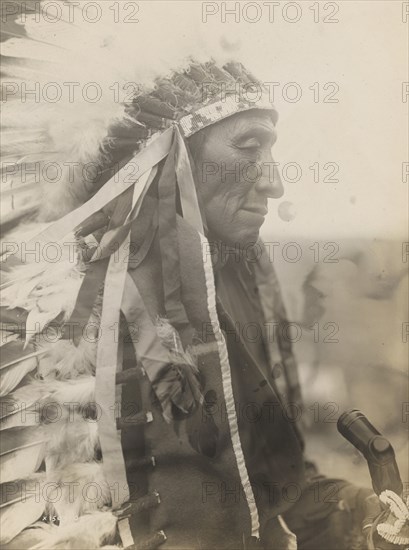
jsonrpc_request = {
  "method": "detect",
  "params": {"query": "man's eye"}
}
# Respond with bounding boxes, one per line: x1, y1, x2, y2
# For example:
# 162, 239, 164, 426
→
236, 138, 261, 150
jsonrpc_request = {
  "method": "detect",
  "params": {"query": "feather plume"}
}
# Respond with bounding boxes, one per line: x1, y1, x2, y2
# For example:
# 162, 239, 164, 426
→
0, 382, 51, 429
0, 426, 45, 483
0, 473, 114, 547
0, 0, 234, 223
0, 499, 45, 545
0, 376, 95, 430
24, 308, 61, 347
0, 474, 46, 545
0, 332, 19, 347
1, 251, 84, 318
0, 354, 38, 396
29, 511, 118, 550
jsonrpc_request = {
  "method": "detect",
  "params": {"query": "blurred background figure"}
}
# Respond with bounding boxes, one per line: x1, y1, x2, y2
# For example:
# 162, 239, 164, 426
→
269, 236, 408, 485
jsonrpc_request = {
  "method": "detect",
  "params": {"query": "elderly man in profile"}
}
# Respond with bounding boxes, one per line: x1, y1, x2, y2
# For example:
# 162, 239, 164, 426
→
1, 53, 407, 550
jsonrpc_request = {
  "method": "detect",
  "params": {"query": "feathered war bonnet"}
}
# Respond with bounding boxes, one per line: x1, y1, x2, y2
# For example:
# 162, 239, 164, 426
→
0, 2, 277, 547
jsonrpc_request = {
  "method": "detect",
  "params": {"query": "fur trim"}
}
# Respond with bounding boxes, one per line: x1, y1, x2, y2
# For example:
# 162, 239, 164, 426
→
45, 462, 111, 524
45, 414, 99, 470
38, 338, 97, 380
29, 511, 117, 549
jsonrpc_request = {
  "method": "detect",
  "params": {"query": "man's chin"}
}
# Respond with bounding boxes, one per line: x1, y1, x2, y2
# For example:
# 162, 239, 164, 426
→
220, 228, 261, 249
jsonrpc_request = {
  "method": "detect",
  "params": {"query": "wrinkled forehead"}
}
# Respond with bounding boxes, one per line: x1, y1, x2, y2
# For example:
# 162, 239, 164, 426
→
222, 108, 277, 129
186, 109, 277, 159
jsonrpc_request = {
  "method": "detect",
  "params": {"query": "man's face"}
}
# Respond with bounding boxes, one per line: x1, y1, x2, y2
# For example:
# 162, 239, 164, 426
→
189, 110, 283, 247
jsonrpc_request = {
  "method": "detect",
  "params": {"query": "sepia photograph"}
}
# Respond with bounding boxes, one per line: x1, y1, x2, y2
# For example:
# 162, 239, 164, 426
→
0, 1, 408, 549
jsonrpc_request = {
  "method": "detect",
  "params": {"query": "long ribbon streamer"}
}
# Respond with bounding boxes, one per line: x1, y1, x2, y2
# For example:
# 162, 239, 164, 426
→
94, 157, 161, 510
95, 233, 131, 510
174, 126, 204, 234
90, 166, 158, 262
157, 132, 189, 330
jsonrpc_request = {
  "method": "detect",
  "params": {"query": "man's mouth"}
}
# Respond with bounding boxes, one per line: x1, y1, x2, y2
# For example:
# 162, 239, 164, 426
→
242, 204, 268, 216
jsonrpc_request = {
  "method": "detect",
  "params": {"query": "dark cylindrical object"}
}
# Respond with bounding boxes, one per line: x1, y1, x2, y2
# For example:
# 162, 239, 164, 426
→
128, 530, 166, 550
116, 411, 153, 430
116, 366, 145, 385
119, 492, 160, 517
125, 455, 156, 470
337, 409, 403, 496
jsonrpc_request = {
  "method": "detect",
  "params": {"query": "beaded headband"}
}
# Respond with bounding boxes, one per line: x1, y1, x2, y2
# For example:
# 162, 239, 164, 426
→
178, 91, 277, 137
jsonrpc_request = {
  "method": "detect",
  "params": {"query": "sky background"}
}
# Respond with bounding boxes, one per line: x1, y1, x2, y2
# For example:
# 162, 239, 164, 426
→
157, 0, 408, 240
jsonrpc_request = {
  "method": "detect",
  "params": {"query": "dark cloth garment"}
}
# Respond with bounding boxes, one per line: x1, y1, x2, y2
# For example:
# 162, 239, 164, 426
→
216, 258, 357, 550
120, 235, 358, 549
282, 475, 357, 550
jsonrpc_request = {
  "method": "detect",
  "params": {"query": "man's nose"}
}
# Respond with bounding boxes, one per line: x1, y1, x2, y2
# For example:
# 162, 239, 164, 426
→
254, 154, 284, 199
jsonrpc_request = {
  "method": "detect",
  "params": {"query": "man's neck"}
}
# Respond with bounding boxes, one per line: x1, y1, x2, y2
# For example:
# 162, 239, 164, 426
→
207, 238, 260, 273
